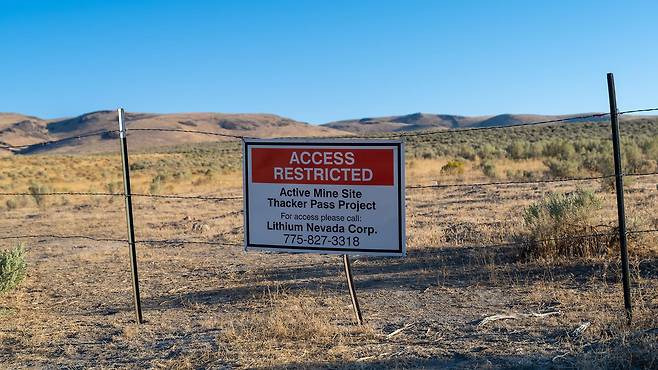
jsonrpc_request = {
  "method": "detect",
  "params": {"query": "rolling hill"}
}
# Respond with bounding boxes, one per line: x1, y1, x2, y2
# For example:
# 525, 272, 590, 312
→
320, 112, 619, 133
0, 111, 348, 155
2, 110, 655, 155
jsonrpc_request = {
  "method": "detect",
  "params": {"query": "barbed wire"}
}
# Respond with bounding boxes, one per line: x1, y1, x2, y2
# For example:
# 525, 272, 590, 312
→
407, 174, 615, 190
627, 228, 658, 236
132, 193, 243, 201
618, 107, 658, 115
407, 171, 658, 190
0, 191, 122, 197
0, 191, 243, 201
2, 171, 656, 199
127, 127, 246, 139
0, 234, 126, 243
393, 107, 658, 138
3, 228, 656, 249
121, 108, 658, 140
391, 112, 612, 138
136, 239, 243, 247
0, 130, 118, 150
110, 109, 653, 141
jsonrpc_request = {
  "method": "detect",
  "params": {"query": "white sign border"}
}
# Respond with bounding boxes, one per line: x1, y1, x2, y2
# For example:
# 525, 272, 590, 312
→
242, 138, 406, 257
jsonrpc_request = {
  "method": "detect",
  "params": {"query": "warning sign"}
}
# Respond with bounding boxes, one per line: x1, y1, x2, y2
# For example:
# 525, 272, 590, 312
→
243, 139, 405, 256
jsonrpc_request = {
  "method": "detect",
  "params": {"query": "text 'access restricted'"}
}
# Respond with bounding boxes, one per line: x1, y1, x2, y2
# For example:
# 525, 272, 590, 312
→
243, 139, 405, 256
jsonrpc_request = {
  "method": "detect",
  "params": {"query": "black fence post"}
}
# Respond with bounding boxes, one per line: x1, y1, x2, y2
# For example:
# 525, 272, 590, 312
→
117, 108, 144, 324
606, 73, 632, 322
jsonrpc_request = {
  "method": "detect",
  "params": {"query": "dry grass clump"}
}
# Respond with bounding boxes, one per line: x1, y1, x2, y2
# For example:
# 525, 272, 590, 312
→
573, 304, 658, 369
217, 290, 377, 366
0, 244, 27, 294
517, 189, 616, 260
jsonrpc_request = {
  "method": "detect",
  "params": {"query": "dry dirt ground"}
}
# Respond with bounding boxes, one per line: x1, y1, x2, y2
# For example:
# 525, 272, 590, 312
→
1, 169, 657, 369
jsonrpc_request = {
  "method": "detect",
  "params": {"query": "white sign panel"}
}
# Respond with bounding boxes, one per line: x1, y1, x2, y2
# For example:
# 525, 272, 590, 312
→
243, 139, 405, 256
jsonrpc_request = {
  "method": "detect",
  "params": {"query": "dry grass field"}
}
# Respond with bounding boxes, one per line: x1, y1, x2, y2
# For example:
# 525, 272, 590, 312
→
1, 131, 658, 368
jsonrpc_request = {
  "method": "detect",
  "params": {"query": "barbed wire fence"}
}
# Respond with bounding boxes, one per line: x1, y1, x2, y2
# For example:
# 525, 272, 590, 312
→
1, 80, 658, 323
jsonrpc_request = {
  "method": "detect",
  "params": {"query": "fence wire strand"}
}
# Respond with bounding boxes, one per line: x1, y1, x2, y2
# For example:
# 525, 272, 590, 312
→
0, 130, 118, 150
0, 234, 126, 243
3, 228, 656, 249
2, 171, 657, 198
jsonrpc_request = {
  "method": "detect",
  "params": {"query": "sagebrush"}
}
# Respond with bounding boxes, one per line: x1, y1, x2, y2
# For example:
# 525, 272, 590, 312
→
0, 244, 27, 294
518, 189, 615, 259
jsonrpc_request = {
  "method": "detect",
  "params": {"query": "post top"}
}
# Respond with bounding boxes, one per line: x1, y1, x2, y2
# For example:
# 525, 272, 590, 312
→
117, 108, 126, 136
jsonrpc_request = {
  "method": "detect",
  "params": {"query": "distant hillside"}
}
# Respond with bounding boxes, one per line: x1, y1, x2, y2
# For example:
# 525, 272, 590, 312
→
0, 113, 51, 149
0, 111, 348, 154
321, 112, 620, 133
2, 110, 656, 155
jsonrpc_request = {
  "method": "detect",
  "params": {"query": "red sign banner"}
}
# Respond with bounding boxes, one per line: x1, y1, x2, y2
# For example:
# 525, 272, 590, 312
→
250, 148, 394, 186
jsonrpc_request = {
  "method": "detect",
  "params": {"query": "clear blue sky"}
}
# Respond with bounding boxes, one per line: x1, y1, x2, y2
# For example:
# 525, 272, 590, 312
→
1, 0, 657, 123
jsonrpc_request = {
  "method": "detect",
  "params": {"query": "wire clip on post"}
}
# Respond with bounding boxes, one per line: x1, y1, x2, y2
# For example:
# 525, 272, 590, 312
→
118, 108, 144, 324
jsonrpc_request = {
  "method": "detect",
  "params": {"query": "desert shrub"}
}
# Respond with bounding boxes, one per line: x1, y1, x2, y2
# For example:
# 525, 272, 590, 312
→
507, 140, 529, 160
129, 161, 149, 171
505, 169, 538, 181
581, 150, 611, 174
105, 181, 123, 203
171, 170, 191, 181
543, 140, 576, 160
149, 174, 164, 194
584, 151, 637, 192
640, 136, 658, 160
623, 142, 654, 173
0, 244, 27, 294
420, 150, 434, 159
28, 182, 49, 208
441, 160, 465, 175
477, 144, 501, 160
5, 198, 17, 210
100, 130, 120, 139
527, 142, 544, 158
544, 158, 580, 178
457, 145, 477, 160
518, 189, 614, 259
480, 160, 497, 178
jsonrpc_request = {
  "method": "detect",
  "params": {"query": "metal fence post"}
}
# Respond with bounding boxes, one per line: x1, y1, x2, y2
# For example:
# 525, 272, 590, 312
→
117, 108, 144, 324
606, 73, 632, 322
343, 255, 363, 325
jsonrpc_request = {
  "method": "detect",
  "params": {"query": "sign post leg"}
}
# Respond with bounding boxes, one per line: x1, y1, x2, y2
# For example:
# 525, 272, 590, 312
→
343, 255, 363, 325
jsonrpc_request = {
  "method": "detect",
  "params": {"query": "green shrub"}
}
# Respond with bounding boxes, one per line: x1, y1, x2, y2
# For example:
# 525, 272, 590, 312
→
507, 140, 529, 160
441, 160, 465, 175
518, 189, 614, 259
542, 140, 576, 160
5, 198, 17, 210
0, 244, 27, 294
420, 150, 434, 159
640, 136, 658, 160
28, 182, 49, 208
480, 160, 497, 178
544, 158, 580, 178
478, 144, 501, 160
457, 145, 477, 160
129, 161, 149, 171
623, 142, 654, 173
